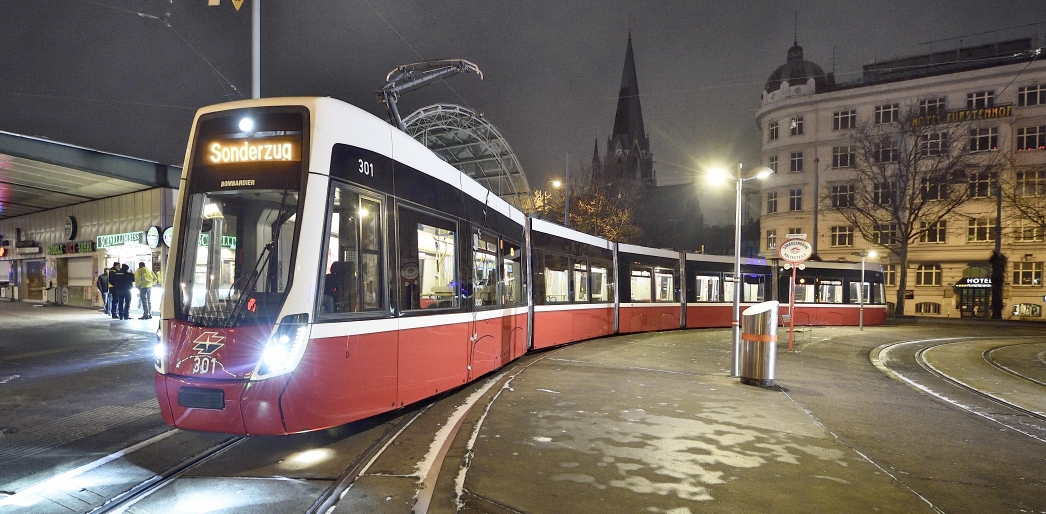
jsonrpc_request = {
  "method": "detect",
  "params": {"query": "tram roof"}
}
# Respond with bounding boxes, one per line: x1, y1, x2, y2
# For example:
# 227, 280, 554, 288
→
0, 130, 180, 221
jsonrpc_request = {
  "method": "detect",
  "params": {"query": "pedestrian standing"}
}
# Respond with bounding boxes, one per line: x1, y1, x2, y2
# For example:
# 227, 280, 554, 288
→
96, 270, 110, 314
134, 261, 157, 319
107, 262, 121, 320
113, 263, 135, 320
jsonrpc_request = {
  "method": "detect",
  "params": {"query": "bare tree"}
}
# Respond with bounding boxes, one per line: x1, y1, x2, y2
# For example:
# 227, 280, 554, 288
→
533, 163, 643, 243
823, 102, 1003, 315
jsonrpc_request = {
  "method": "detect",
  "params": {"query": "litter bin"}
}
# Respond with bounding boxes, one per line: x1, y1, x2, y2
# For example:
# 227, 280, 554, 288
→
740, 300, 779, 388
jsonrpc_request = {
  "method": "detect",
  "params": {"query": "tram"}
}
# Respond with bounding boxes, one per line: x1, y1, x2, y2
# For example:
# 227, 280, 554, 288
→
154, 97, 886, 435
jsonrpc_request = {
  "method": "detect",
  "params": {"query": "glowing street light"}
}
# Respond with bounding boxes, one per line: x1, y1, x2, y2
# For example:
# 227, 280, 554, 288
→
709, 162, 774, 377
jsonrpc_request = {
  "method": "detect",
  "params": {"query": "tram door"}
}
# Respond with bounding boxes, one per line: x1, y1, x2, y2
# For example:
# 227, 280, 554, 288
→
958, 288, 990, 318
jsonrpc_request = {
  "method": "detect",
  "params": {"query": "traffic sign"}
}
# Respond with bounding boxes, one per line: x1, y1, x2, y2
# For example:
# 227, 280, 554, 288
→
779, 238, 813, 264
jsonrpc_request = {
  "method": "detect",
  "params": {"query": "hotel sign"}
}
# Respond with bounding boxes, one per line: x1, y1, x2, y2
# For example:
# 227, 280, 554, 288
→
911, 104, 1012, 127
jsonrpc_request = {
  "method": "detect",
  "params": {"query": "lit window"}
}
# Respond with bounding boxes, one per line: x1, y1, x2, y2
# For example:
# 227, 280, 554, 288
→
1016, 126, 1046, 151
766, 229, 777, 250
915, 302, 941, 314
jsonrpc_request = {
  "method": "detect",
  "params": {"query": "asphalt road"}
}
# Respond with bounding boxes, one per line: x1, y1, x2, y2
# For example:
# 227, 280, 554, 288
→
1, 301, 1044, 513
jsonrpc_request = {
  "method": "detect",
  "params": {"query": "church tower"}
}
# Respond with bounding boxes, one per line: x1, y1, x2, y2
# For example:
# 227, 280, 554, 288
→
595, 32, 655, 192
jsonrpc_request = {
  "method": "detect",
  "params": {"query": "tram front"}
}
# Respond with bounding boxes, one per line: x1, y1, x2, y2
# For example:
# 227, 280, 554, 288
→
154, 104, 311, 435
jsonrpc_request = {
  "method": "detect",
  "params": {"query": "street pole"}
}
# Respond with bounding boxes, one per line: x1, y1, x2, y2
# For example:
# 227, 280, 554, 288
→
730, 163, 743, 378
564, 153, 570, 227
859, 254, 865, 331
252, 0, 260, 99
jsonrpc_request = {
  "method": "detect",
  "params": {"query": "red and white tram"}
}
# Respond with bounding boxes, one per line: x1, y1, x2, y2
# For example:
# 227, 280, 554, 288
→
154, 97, 885, 435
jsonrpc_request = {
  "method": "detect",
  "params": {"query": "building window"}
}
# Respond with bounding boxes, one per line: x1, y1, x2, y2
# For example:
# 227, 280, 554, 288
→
874, 138, 899, 163
788, 227, 803, 236
1016, 170, 1046, 196
915, 302, 942, 314
873, 224, 898, 246
919, 221, 946, 243
833, 110, 856, 130
1013, 262, 1043, 286
766, 229, 777, 250
832, 146, 855, 168
874, 104, 899, 124
921, 177, 946, 201
969, 127, 998, 152
967, 218, 996, 242
915, 264, 941, 286
768, 155, 778, 173
920, 132, 949, 156
874, 183, 894, 206
789, 189, 803, 211
968, 172, 994, 198
1015, 220, 1045, 242
790, 116, 804, 136
768, 120, 779, 141
1018, 85, 1046, 107
884, 265, 897, 286
766, 191, 778, 214
919, 97, 946, 117
830, 226, 854, 247
1016, 126, 1046, 151
966, 90, 995, 109
830, 184, 855, 207
790, 151, 803, 172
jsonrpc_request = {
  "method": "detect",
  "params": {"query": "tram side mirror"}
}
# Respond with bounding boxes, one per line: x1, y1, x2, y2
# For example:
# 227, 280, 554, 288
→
201, 220, 213, 233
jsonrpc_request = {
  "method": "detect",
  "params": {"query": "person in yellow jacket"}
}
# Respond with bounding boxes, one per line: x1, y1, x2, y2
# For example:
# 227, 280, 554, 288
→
134, 262, 157, 319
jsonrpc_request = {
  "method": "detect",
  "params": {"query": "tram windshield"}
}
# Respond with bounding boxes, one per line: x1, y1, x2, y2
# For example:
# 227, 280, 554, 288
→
175, 188, 299, 327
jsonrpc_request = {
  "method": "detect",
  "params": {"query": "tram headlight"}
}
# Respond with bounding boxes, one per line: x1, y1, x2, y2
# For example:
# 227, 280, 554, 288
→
253, 313, 311, 380
154, 322, 168, 374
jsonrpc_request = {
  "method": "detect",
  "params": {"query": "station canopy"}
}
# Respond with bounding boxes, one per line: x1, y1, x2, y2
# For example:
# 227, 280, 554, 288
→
0, 130, 180, 221
402, 104, 533, 213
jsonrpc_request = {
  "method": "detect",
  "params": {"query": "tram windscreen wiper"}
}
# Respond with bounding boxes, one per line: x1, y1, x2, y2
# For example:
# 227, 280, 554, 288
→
224, 241, 273, 328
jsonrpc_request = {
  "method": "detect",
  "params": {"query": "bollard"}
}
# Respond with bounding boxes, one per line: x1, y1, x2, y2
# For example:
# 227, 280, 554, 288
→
740, 300, 779, 388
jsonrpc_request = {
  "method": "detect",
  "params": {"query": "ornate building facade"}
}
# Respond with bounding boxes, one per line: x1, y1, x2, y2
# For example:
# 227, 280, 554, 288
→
756, 38, 1046, 319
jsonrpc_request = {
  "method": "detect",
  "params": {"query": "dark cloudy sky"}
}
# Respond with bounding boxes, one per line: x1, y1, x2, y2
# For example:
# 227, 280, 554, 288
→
2, 1, 1044, 223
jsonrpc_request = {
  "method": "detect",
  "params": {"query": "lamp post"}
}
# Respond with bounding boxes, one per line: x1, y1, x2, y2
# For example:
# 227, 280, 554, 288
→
851, 250, 877, 331
709, 163, 773, 377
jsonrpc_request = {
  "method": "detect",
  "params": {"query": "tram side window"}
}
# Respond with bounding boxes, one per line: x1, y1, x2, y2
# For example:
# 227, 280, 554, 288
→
743, 274, 769, 302
502, 240, 523, 306
691, 274, 721, 302
654, 267, 676, 302
399, 207, 458, 311
794, 279, 816, 302
590, 260, 612, 303
573, 260, 589, 302
849, 280, 884, 304
544, 253, 570, 303
630, 266, 652, 302
818, 280, 843, 303
474, 232, 499, 307
319, 187, 384, 317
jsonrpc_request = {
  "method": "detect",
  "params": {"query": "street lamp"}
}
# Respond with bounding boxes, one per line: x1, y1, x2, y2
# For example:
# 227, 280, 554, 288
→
545, 179, 567, 226
708, 163, 774, 377
851, 250, 877, 331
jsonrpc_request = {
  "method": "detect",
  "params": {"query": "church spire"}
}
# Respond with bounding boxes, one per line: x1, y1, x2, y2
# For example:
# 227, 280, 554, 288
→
612, 32, 646, 144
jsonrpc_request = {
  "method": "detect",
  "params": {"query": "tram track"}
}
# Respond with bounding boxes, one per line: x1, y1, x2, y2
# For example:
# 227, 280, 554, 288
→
873, 337, 1046, 442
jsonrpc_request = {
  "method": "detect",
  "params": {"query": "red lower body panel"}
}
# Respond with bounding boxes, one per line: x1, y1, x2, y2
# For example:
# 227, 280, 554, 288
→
532, 307, 613, 350
619, 305, 681, 333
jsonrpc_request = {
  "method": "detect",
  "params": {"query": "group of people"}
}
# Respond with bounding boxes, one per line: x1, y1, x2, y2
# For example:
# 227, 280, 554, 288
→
95, 262, 158, 320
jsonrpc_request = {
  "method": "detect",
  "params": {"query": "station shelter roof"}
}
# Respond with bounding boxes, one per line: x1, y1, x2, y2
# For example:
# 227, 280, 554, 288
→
0, 131, 180, 222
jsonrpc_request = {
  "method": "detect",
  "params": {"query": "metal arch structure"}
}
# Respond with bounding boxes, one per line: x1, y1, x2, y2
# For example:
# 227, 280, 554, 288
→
403, 104, 534, 213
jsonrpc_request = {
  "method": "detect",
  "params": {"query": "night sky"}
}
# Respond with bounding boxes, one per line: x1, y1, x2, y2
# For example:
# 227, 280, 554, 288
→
2, 1, 1044, 223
